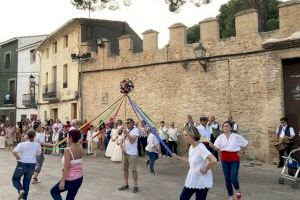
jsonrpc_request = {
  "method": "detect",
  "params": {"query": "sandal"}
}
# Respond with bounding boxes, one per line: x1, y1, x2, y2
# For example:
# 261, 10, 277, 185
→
132, 186, 139, 193
118, 185, 129, 191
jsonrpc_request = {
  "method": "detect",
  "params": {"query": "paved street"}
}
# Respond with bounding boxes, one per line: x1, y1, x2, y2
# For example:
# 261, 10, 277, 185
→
0, 149, 299, 200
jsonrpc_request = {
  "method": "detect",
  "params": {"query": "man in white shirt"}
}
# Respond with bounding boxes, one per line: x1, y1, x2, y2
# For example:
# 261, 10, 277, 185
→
119, 118, 139, 193
276, 117, 296, 167
208, 116, 221, 143
32, 124, 53, 184
158, 121, 169, 156
168, 122, 179, 154
227, 116, 238, 133
197, 117, 211, 142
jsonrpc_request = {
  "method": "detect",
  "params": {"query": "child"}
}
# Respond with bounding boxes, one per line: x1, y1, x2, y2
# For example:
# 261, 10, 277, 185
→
111, 130, 124, 162
92, 128, 99, 157
52, 127, 59, 155
105, 123, 118, 158
87, 126, 94, 155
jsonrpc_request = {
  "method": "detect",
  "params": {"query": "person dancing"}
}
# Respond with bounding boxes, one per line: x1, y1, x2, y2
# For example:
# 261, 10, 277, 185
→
12, 129, 41, 200
50, 129, 83, 200
210, 121, 248, 200
173, 127, 217, 200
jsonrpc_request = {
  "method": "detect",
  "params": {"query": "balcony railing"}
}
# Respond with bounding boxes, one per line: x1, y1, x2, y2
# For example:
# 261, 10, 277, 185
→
22, 94, 36, 107
3, 94, 16, 105
42, 83, 58, 100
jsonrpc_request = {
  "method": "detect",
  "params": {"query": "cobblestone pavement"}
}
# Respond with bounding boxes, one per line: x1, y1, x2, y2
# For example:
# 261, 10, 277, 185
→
0, 149, 299, 200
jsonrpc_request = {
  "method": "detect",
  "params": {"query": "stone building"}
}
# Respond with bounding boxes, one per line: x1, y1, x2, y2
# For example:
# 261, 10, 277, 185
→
36, 18, 142, 122
81, 0, 300, 163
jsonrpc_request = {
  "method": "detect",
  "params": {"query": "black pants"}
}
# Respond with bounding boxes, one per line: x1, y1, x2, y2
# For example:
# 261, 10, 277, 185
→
50, 177, 83, 200
161, 139, 168, 156
279, 144, 293, 166
168, 141, 177, 154
180, 187, 209, 200
138, 137, 147, 156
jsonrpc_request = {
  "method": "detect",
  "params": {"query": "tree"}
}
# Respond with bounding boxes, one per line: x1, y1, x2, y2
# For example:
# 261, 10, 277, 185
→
71, 0, 211, 12
218, 0, 281, 38
186, 0, 281, 42
187, 24, 200, 44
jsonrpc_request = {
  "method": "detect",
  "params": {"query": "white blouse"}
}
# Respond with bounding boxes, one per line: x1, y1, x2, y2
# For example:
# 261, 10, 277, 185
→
214, 133, 248, 152
185, 143, 213, 189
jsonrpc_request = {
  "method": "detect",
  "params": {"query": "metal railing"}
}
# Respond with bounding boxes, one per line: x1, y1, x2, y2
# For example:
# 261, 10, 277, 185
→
22, 94, 36, 107
42, 83, 57, 100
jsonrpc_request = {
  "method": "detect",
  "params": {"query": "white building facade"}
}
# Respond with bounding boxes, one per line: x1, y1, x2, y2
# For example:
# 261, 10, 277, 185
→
16, 36, 47, 122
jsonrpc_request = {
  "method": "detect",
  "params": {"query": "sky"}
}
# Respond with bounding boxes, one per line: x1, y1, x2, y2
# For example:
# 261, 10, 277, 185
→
0, 0, 229, 47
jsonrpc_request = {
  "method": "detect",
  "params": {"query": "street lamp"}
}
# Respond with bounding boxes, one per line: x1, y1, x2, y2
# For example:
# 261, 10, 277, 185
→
70, 53, 92, 123
194, 43, 209, 72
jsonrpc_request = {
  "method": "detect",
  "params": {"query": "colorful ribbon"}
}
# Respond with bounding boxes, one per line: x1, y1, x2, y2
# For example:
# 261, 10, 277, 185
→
127, 95, 173, 156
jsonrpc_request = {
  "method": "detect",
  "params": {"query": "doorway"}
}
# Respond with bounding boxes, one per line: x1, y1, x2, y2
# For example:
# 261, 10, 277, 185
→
71, 103, 78, 120
50, 108, 58, 120
283, 58, 300, 134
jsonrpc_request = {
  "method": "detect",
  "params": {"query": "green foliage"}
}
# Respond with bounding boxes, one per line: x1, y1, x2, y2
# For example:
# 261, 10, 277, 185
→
218, 0, 246, 39
187, 24, 200, 44
71, 0, 211, 12
218, 0, 281, 38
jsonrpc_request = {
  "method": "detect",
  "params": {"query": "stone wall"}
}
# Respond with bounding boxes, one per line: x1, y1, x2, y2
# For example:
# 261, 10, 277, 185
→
81, 1, 300, 162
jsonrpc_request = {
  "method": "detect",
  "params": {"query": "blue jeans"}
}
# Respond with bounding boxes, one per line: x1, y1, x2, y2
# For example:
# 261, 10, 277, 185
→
221, 161, 240, 196
180, 187, 209, 200
50, 177, 83, 200
146, 152, 158, 173
12, 162, 36, 200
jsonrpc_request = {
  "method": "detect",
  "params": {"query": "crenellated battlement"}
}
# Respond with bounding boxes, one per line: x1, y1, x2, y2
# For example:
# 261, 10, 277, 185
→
83, 0, 300, 72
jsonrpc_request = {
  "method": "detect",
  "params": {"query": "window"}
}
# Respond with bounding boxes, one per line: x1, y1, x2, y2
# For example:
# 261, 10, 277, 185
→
45, 48, 49, 58
63, 35, 68, 48
52, 41, 57, 54
21, 115, 27, 121
63, 64, 68, 88
4, 52, 11, 68
30, 49, 36, 64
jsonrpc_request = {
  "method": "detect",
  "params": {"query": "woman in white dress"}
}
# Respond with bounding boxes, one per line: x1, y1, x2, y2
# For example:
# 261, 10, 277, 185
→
173, 127, 217, 200
0, 127, 6, 149
105, 123, 118, 158
92, 128, 99, 157
111, 131, 124, 162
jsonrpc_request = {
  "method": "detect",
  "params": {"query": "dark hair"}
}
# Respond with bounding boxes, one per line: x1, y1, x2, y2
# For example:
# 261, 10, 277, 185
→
280, 117, 288, 123
126, 118, 134, 124
66, 121, 70, 125
33, 123, 41, 131
160, 121, 165, 124
99, 120, 105, 130
200, 116, 208, 121
68, 129, 81, 143
222, 121, 233, 129
27, 129, 36, 141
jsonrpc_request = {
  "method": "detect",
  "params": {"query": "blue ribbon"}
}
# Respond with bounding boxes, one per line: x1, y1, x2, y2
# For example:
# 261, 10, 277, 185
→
127, 96, 173, 156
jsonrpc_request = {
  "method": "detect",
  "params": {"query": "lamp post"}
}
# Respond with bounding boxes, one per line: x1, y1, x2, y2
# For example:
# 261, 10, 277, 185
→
29, 74, 36, 105
194, 43, 209, 72
71, 53, 92, 122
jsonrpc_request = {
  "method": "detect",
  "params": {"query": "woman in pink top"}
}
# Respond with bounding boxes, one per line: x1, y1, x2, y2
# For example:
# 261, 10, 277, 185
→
50, 129, 83, 200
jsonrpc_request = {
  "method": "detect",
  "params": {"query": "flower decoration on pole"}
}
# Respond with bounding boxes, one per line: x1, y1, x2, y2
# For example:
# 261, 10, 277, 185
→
120, 79, 134, 94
